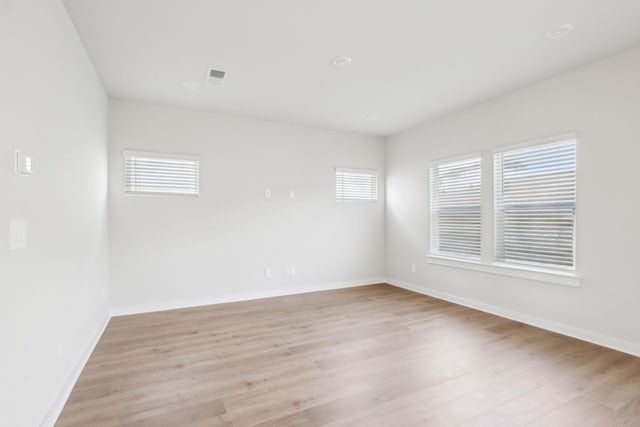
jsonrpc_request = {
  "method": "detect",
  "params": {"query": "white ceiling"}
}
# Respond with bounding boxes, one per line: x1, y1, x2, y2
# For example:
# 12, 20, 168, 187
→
63, 0, 640, 136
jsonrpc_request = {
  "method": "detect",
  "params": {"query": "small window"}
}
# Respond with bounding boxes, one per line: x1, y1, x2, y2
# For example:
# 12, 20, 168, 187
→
124, 150, 200, 197
494, 138, 576, 270
429, 156, 482, 260
336, 168, 378, 202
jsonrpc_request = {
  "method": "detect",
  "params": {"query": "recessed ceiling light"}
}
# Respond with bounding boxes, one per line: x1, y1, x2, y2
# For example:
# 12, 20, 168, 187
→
332, 56, 352, 67
181, 81, 200, 91
364, 113, 378, 121
546, 24, 574, 40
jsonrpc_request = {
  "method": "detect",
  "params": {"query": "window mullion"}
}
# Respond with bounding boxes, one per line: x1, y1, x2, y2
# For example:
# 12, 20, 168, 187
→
481, 151, 494, 265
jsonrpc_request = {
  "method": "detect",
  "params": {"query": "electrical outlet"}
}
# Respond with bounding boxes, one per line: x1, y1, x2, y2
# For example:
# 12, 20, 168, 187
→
265, 268, 272, 278
411, 263, 417, 274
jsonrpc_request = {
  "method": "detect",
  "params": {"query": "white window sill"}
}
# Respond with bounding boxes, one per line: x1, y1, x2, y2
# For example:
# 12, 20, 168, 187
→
427, 255, 580, 287
125, 192, 199, 198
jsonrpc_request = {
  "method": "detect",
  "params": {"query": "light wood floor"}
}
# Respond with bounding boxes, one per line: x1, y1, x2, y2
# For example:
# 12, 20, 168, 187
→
56, 284, 640, 427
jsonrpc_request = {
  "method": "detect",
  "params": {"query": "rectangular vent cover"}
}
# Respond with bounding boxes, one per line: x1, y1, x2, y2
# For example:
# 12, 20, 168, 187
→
208, 68, 226, 86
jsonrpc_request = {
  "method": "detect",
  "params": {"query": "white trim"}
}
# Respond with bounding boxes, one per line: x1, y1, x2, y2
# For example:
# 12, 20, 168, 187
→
429, 151, 482, 167
335, 168, 379, 202
122, 149, 200, 161
492, 135, 578, 273
111, 279, 383, 316
123, 150, 200, 198
428, 154, 483, 259
386, 278, 640, 358
490, 132, 577, 154
335, 167, 378, 176
336, 201, 379, 204
480, 151, 494, 265
427, 255, 580, 287
41, 311, 111, 427
124, 191, 199, 199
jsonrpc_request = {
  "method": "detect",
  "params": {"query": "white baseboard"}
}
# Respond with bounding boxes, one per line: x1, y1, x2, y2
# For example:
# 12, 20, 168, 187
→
111, 279, 384, 317
41, 311, 111, 427
386, 278, 640, 358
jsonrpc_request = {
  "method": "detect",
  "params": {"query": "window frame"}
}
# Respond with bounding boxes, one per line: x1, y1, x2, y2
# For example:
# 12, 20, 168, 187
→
428, 153, 483, 262
426, 134, 580, 287
335, 167, 379, 202
493, 136, 577, 272
123, 150, 200, 198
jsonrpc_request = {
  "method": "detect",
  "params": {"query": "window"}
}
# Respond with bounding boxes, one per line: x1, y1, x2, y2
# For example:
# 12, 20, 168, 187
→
427, 135, 578, 285
429, 156, 482, 260
494, 139, 576, 270
336, 168, 378, 201
124, 150, 200, 197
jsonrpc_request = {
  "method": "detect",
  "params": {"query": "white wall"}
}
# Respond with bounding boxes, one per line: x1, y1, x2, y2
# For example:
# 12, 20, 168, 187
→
108, 100, 385, 313
386, 46, 640, 355
3, 1, 636, 423
0, 0, 110, 426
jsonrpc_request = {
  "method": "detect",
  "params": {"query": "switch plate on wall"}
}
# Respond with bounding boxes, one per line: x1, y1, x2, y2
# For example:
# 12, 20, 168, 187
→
9, 219, 27, 250
264, 188, 271, 199
14, 151, 33, 176
265, 268, 272, 278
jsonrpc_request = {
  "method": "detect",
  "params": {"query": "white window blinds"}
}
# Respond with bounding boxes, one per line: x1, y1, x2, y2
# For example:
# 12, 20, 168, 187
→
494, 139, 576, 270
429, 157, 482, 260
124, 150, 200, 197
336, 168, 378, 201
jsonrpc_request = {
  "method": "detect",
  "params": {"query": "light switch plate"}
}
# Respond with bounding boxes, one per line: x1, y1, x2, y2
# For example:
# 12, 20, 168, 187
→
264, 188, 271, 199
10, 219, 27, 250
15, 151, 33, 176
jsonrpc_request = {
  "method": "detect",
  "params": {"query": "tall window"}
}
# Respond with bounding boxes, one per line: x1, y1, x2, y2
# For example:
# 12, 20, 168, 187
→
429, 156, 482, 260
124, 150, 200, 197
494, 139, 576, 270
336, 168, 378, 202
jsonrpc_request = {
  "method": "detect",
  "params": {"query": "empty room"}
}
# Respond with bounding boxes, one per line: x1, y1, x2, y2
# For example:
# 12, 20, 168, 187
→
2, 0, 640, 426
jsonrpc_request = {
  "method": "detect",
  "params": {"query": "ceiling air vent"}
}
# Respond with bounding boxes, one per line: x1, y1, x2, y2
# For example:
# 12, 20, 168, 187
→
207, 68, 226, 86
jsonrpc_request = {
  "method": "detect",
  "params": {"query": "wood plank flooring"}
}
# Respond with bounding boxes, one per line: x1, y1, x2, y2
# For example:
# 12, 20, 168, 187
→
56, 284, 640, 426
